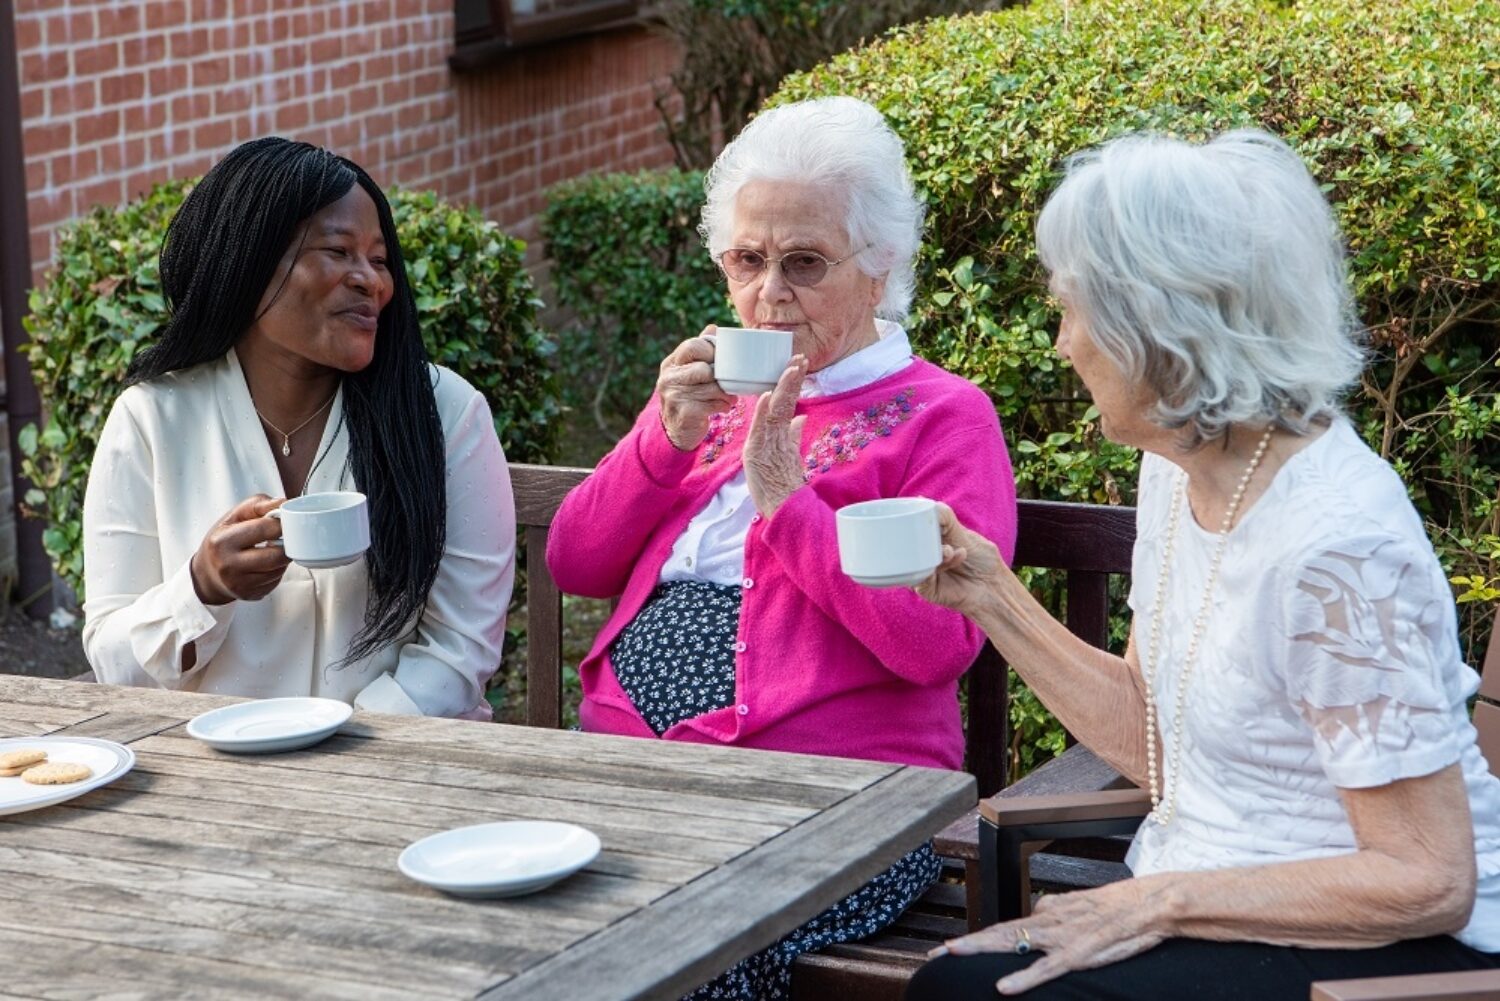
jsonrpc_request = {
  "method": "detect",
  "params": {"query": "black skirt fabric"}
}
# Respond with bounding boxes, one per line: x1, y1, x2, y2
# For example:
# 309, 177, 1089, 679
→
609, 580, 742, 735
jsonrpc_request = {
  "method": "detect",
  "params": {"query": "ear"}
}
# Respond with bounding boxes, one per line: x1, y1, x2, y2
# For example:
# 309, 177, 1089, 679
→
868, 273, 887, 310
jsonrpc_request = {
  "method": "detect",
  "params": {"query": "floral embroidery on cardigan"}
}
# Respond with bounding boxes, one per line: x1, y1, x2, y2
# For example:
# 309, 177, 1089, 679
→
701, 401, 747, 464
803, 388, 924, 479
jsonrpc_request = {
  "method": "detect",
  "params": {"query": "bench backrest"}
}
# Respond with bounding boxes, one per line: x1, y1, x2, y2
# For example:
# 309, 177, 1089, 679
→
510, 462, 1136, 796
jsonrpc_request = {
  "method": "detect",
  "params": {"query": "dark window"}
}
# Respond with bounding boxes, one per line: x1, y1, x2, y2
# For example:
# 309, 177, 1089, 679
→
453, 0, 640, 66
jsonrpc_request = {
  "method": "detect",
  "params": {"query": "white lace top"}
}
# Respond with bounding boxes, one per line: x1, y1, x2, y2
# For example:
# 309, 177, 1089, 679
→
1124, 418, 1500, 951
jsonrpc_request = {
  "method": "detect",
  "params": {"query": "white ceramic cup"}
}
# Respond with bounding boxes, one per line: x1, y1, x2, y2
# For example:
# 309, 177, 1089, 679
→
268, 491, 370, 569
712, 327, 794, 395
835, 496, 943, 588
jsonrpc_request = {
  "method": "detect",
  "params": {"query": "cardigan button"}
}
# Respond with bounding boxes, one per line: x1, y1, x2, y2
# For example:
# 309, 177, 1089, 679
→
742, 577, 754, 589
751, 514, 762, 524
735, 641, 747, 653
737, 704, 749, 716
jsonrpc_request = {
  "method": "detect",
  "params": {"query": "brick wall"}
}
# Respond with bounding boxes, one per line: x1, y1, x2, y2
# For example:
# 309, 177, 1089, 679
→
14, 0, 681, 288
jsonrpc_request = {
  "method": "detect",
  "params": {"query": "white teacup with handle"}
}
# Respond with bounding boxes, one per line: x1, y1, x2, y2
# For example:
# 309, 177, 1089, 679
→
712, 327, 794, 395
836, 497, 943, 588
268, 491, 370, 569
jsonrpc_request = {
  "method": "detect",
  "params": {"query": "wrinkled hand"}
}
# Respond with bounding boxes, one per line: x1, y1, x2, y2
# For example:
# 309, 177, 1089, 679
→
657, 326, 734, 450
933, 879, 1166, 995
913, 502, 1007, 619
189, 495, 292, 605
743, 355, 809, 518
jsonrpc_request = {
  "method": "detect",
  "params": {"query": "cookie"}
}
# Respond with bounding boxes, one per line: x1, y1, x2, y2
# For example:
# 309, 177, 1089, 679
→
0, 748, 47, 776
20, 761, 93, 785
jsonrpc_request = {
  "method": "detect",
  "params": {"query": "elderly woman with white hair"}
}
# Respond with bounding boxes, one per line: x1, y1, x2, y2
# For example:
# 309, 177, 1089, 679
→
905, 129, 1500, 999
547, 96, 1017, 998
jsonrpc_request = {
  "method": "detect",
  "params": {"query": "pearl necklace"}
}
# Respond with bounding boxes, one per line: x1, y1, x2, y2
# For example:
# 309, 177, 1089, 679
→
1142, 425, 1275, 826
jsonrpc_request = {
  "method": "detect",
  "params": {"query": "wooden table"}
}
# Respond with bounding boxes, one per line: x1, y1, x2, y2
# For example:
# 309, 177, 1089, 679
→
0, 676, 974, 1000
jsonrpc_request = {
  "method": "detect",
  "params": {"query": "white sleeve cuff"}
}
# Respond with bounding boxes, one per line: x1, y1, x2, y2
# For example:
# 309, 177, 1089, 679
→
354, 672, 425, 715
164, 560, 236, 673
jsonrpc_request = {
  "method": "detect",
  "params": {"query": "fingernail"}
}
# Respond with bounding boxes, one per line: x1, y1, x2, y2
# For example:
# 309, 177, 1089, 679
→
926, 945, 949, 959
996, 978, 1016, 995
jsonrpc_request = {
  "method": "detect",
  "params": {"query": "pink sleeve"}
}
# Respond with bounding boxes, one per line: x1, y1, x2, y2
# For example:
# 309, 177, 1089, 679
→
760, 423, 1017, 686
545, 396, 698, 599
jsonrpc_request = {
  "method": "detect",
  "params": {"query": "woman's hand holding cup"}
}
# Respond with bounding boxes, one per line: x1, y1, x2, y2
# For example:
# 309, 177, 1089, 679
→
657, 326, 734, 451
914, 502, 1007, 619
189, 495, 292, 605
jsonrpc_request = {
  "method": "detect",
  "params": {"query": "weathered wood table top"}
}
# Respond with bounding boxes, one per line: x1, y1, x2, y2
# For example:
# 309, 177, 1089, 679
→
0, 676, 974, 1000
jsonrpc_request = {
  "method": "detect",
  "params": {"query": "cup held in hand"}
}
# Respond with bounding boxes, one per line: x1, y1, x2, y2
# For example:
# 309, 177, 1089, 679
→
712, 327, 794, 395
836, 497, 942, 588
268, 491, 370, 569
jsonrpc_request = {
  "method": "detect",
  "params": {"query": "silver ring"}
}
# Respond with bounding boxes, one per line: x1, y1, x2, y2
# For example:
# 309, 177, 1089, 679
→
1015, 927, 1032, 956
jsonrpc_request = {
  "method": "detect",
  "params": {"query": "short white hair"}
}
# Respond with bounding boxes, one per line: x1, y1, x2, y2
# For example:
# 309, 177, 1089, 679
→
700, 96, 924, 321
1036, 129, 1365, 444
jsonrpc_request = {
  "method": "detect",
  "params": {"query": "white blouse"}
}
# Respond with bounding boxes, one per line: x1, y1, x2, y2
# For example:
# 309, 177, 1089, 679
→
659, 320, 915, 586
1125, 418, 1500, 951
81, 348, 515, 719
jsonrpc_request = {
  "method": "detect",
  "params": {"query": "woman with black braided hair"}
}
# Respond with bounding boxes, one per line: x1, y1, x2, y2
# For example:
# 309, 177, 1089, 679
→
80, 138, 514, 718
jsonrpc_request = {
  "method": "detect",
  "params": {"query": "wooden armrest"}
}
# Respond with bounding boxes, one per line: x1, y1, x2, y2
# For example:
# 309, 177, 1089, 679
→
982, 787, 1152, 827
1310, 969, 1500, 1000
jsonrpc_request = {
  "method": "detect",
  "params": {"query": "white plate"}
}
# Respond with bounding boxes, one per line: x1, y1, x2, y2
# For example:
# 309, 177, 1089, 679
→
0, 736, 136, 817
185, 697, 353, 754
848, 567, 937, 588
399, 821, 601, 898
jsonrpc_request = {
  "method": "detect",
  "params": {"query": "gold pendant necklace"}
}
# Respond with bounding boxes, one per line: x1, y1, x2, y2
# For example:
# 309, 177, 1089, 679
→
1142, 425, 1275, 826
254, 390, 337, 458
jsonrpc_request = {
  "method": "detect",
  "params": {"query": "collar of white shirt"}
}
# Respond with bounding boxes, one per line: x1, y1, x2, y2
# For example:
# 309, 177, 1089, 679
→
800, 319, 914, 398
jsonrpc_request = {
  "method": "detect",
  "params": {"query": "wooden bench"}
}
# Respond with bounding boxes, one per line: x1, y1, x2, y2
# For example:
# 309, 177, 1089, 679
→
511, 462, 1137, 999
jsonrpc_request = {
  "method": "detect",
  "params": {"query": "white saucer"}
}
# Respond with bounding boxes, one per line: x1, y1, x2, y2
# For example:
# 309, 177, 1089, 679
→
847, 567, 937, 588
292, 551, 364, 569
0, 736, 136, 817
398, 821, 601, 898
185, 697, 353, 754
717, 379, 777, 396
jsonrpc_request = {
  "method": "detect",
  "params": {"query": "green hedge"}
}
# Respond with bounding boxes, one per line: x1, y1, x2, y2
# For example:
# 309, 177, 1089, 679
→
539, 0, 1499, 773
542, 169, 734, 463
21, 181, 559, 597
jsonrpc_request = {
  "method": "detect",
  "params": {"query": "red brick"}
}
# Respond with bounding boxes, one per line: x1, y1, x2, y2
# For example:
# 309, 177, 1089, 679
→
99, 71, 146, 106
363, 54, 395, 80
311, 94, 346, 121
328, 121, 360, 149
169, 93, 212, 121
276, 102, 310, 131
252, 14, 290, 45
97, 5, 142, 37
328, 61, 361, 89
78, 177, 126, 212
273, 45, 306, 73
124, 101, 169, 133
76, 109, 122, 145
381, 78, 413, 105
23, 121, 72, 158
145, 1, 189, 31
73, 41, 121, 77
148, 63, 188, 96
29, 192, 74, 229
191, 58, 229, 87
309, 36, 341, 64
215, 87, 252, 116
169, 29, 209, 60
25, 158, 46, 192
21, 87, 44, 119
348, 85, 382, 113
123, 34, 168, 67
127, 169, 169, 201
49, 148, 99, 188
15, 14, 41, 51
20, 51, 69, 85
194, 118, 234, 150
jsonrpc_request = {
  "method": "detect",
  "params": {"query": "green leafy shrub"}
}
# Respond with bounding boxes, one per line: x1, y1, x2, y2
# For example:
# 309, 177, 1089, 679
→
21, 180, 559, 598
542, 169, 734, 463
543, 0, 1498, 774
772, 0, 1498, 671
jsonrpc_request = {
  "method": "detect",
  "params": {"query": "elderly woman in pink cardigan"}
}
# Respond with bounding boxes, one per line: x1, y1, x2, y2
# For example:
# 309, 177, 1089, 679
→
547, 96, 1017, 999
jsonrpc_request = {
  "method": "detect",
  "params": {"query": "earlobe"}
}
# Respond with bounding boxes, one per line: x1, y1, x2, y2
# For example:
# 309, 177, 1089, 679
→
870, 276, 886, 308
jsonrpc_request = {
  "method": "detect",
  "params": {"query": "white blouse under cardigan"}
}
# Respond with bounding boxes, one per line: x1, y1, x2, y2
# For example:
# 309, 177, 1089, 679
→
81, 348, 515, 718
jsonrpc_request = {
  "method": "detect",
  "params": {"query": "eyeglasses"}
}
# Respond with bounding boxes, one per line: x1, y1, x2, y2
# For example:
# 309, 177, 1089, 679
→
716, 245, 870, 288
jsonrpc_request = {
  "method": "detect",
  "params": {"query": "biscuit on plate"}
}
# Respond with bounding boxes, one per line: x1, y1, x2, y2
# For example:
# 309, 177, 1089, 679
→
0, 748, 47, 776
21, 761, 92, 785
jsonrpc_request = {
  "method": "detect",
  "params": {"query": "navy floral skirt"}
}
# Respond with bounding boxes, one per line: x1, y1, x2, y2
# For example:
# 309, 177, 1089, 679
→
610, 581, 942, 1000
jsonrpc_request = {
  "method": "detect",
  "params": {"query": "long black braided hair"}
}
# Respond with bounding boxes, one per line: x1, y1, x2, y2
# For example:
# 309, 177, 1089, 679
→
127, 137, 446, 664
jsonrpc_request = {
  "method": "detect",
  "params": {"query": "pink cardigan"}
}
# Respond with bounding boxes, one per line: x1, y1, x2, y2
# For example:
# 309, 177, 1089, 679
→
546, 360, 1017, 770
